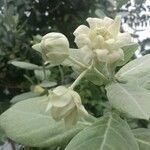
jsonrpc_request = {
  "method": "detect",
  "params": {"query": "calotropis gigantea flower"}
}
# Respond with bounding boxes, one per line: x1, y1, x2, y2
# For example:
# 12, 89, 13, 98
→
32, 32, 69, 64
46, 86, 88, 127
73, 16, 132, 63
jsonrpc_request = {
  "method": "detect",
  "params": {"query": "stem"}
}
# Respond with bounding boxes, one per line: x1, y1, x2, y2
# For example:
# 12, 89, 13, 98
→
24, 75, 34, 84
69, 69, 89, 90
42, 62, 47, 80
93, 67, 108, 82
45, 63, 57, 69
58, 65, 64, 84
68, 56, 88, 69
106, 62, 115, 80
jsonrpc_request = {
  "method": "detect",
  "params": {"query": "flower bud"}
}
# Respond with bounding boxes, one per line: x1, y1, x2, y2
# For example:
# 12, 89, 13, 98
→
32, 32, 69, 64
47, 86, 88, 127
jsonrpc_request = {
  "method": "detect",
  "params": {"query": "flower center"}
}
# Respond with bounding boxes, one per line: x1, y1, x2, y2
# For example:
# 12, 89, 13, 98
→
96, 27, 111, 40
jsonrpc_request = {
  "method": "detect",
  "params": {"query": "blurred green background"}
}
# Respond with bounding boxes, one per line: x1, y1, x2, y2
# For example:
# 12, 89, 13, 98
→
0, 0, 150, 149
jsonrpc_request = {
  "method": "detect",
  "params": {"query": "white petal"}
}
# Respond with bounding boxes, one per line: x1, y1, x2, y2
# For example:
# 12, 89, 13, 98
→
45, 101, 52, 112
70, 90, 82, 104
108, 16, 121, 38
42, 32, 68, 41
53, 86, 68, 96
94, 49, 109, 62
74, 34, 91, 49
73, 25, 90, 36
49, 86, 71, 107
51, 102, 75, 121
103, 39, 118, 51
86, 17, 104, 28
50, 95, 71, 107
78, 105, 88, 117
108, 48, 124, 63
116, 32, 132, 47
103, 17, 114, 27
64, 107, 79, 128
92, 35, 104, 49
78, 46, 93, 65
32, 43, 42, 53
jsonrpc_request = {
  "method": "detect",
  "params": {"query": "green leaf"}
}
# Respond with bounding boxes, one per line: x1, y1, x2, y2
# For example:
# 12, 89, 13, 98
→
10, 61, 42, 70
134, 0, 144, 5
62, 49, 81, 67
34, 70, 51, 81
133, 128, 150, 150
116, 0, 129, 8
137, 73, 150, 90
0, 129, 5, 144
95, 9, 106, 18
0, 96, 88, 147
32, 43, 42, 53
115, 54, 150, 90
85, 68, 105, 86
116, 54, 150, 81
39, 81, 57, 88
114, 43, 138, 67
65, 113, 139, 150
106, 82, 150, 120
10, 92, 40, 104
63, 49, 105, 86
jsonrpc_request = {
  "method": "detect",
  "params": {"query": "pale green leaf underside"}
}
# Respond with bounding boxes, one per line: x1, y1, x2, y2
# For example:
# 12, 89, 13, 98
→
116, 54, 150, 81
34, 70, 51, 81
133, 128, 150, 150
114, 43, 138, 67
0, 96, 86, 147
106, 82, 150, 120
0, 128, 5, 144
62, 48, 81, 67
10, 61, 43, 70
10, 91, 40, 104
65, 113, 139, 150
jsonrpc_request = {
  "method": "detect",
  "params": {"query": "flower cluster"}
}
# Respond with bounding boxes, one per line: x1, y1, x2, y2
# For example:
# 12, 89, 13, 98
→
32, 16, 134, 127
74, 16, 132, 63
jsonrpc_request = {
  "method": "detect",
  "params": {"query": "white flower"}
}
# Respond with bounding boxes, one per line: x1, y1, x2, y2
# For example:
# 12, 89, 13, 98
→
73, 16, 132, 63
47, 86, 88, 127
32, 32, 69, 64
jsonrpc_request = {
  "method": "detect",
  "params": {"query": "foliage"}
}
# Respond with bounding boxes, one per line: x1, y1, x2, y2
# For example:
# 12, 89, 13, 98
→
0, 0, 150, 150
65, 113, 139, 150
0, 11, 150, 150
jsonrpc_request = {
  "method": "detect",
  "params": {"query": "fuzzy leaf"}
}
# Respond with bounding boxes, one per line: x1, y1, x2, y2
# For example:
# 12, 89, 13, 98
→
114, 43, 138, 67
0, 96, 88, 147
116, 54, 150, 81
65, 113, 139, 150
106, 82, 150, 120
34, 70, 51, 81
10, 61, 42, 70
0, 129, 5, 144
115, 54, 150, 91
10, 91, 40, 104
116, 0, 129, 8
133, 128, 150, 150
